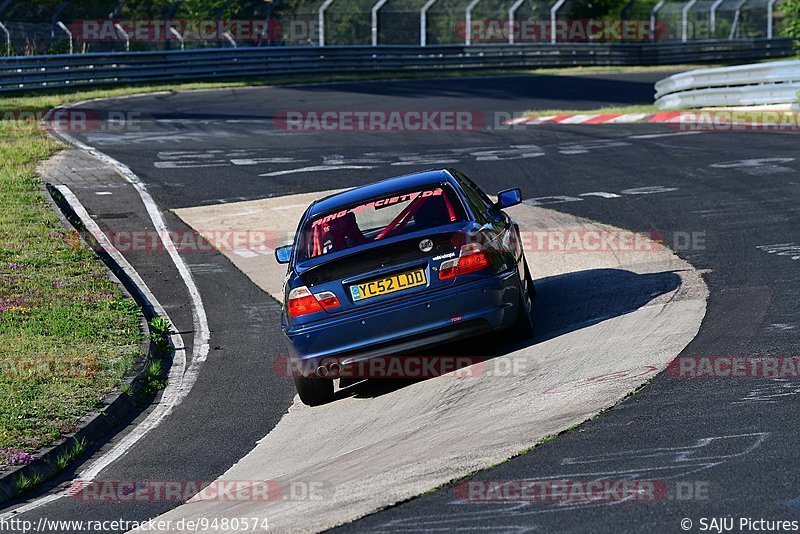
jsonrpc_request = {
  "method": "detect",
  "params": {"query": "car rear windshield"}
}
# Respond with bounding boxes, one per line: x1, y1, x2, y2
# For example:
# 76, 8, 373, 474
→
298, 184, 466, 260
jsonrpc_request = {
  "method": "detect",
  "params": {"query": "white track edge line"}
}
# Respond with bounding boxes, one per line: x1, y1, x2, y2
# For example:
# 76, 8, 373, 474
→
48, 108, 210, 407
1, 185, 188, 519
3, 101, 212, 517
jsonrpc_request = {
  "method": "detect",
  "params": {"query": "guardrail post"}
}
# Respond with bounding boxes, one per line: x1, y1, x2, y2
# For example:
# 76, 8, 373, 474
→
371, 0, 390, 46
650, 0, 665, 40
114, 23, 130, 52
550, 0, 567, 44
709, 0, 725, 37
681, 0, 697, 42
169, 26, 185, 50
56, 21, 73, 54
767, 0, 778, 38
419, 0, 438, 46
319, 0, 336, 46
465, 0, 482, 45
507, 0, 526, 44
0, 20, 9, 56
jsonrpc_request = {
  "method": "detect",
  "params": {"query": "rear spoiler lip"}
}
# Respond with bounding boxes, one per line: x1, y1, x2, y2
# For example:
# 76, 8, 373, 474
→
294, 221, 473, 277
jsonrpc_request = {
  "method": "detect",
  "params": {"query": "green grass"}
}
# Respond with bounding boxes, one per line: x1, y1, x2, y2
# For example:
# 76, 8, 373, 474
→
13, 471, 42, 497
520, 103, 661, 118
54, 437, 87, 471
523, 64, 718, 75
0, 98, 142, 460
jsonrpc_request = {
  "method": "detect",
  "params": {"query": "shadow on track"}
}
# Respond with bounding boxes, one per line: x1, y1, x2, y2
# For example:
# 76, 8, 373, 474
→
281, 74, 666, 107
337, 267, 681, 400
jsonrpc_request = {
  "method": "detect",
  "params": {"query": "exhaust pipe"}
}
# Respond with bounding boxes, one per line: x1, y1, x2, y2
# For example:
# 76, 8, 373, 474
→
328, 362, 341, 376
316, 365, 329, 377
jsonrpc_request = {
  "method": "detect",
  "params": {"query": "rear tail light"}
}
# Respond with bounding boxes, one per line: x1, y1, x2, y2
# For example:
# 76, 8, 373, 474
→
315, 291, 341, 310
439, 243, 491, 280
287, 286, 341, 317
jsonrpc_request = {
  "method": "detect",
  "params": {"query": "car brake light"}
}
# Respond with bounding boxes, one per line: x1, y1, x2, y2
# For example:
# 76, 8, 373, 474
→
288, 286, 322, 317
438, 243, 491, 280
315, 291, 341, 310
439, 258, 458, 280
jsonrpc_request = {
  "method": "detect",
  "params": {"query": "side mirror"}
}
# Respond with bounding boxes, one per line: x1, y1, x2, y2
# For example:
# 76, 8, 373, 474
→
495, 188, 522, 209
275, 245, 293, 264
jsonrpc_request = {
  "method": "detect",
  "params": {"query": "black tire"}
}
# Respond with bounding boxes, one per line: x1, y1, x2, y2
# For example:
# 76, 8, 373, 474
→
512, 260, 535, 339
294, 375, 335, 406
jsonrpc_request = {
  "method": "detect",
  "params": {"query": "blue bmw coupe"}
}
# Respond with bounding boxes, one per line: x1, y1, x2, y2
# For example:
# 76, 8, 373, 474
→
274, 168, 534, 405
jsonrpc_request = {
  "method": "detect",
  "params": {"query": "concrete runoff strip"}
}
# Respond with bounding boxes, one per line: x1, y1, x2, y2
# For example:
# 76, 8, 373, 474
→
141, 193, 708, 533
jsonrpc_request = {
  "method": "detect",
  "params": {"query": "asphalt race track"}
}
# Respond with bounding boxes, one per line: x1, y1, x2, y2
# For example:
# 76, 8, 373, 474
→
3, 70, 800, 532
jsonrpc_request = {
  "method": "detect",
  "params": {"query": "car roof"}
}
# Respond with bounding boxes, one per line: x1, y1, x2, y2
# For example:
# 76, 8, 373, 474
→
307, 169, 457, 218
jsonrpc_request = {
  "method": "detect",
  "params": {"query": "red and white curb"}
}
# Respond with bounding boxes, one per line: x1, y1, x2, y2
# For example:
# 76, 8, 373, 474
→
504, 112, 683, 126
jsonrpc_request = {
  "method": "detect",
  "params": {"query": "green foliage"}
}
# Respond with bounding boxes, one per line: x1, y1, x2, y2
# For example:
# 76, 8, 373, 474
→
148, 317, 173, 355
781, 0, 800, 40
138, 360, 168, 403
54, 437, 87, 470
14, 472, 43, 497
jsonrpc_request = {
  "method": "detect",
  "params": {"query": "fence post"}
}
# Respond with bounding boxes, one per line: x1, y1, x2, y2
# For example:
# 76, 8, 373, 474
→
371, 0, 390, 46
114, 23, 130, 52
420, 0, 438, 46
681, 0, 698, 42
164, 1, 182, 51
767, 0, 778, 38
108, 1, 124, 19
728, 0, 750, 38
507, 0, 526, 44
56, 21, 73, 54
709, 0, 725, 37
169, 26, 185, 50
465, 0, 482, 45
650, 0, 665, 40
0, 20, 9, 56
550, 0, 567, 44
319, 0, 336, 46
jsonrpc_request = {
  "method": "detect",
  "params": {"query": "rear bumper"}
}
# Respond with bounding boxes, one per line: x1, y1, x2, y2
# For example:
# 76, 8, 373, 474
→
282, 271, 520, 377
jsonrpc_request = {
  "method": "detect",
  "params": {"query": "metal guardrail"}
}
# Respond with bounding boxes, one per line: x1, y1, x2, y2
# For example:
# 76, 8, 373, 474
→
655, 58, 800, 108
0, 38, 793, 93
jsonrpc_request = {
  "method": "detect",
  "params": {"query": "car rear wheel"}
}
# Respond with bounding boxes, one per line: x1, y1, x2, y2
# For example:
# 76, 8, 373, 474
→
512, 260, 535, 339
294, 375, 335, 406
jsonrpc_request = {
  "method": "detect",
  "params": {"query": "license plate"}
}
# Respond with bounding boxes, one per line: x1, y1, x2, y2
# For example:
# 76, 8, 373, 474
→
350, 269, 427, 301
